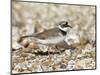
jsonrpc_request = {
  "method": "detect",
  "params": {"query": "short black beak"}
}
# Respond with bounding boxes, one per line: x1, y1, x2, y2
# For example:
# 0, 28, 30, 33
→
67, 25, 72, 28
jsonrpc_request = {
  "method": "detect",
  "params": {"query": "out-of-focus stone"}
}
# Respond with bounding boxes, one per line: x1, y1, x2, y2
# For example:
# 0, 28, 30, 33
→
67, 60, 76, 70
28, 42, 38, 49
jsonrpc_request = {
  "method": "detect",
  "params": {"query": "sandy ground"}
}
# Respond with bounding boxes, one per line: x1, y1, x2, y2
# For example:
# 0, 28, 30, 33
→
12, 1, 96, 74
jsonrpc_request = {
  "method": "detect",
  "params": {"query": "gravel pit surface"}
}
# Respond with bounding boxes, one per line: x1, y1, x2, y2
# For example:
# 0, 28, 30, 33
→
12, 1, 96, 74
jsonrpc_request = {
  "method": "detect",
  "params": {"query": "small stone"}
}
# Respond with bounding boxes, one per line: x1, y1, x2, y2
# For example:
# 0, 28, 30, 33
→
52, 64, 60, 71
39, 45, 48, 52
22, 48, 31, 53
85, 43, 93, 50
68, 60, 75, 65
77, 54, 84, 59
48, 67, 53, 71
75, 63, 83, 69
67, 60, 76, 70
65, 50, 71, 56
28, 42, 38, 49
60, 63, 67, 69
36, 65, 43, 72
19, 57, 25, 63
21, 52, 29, 57
20, 38, 29, 48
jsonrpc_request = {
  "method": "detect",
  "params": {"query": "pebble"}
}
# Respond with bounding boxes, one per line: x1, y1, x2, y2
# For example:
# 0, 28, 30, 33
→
28, 42, 38, 49
67, 60, 76, 70
60, 63, 67, 69
65, 50, 71, 56
20, 38, 29, 48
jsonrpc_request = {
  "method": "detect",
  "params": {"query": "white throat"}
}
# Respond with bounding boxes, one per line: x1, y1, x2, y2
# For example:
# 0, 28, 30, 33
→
58, 25, 71, 32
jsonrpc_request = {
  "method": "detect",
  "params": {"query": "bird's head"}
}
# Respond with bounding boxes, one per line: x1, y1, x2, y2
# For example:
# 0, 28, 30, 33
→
58, 21, 72, 32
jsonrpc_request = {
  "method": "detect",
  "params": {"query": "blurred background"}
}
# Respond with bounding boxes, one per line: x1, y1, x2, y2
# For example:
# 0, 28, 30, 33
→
12, 1, 96, 43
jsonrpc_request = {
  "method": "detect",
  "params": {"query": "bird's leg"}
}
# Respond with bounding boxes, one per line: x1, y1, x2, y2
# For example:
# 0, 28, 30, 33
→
55, 45, 63, 54
47, 46, 53, 58
55, 41, 68, 54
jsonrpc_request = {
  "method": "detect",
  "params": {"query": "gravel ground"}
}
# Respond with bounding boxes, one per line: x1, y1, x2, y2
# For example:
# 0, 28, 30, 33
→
12, 1, 96, 74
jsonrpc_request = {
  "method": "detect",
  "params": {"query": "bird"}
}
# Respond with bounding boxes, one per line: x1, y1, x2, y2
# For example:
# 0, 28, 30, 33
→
18, 21, 72, 51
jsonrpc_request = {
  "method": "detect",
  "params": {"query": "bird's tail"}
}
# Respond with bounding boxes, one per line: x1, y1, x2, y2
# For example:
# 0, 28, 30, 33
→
18, 34, 36, 43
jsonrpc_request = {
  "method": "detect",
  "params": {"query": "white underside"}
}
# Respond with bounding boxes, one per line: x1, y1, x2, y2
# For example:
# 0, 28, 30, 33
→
36, 36, 65, 45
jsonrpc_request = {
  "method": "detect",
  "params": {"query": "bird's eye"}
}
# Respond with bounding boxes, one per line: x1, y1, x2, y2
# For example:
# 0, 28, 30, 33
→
61, 24, 68, 27
58, 21, 72, 28
65, 22, 68, 25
